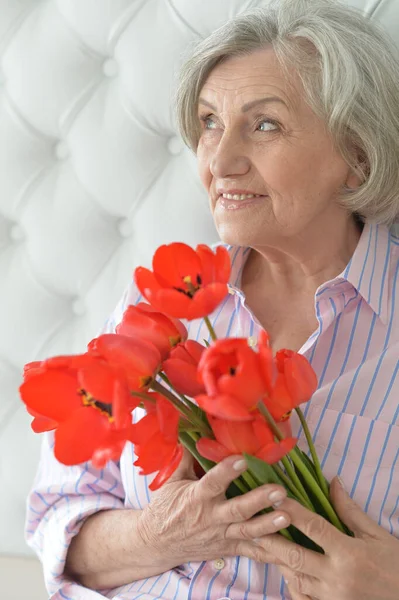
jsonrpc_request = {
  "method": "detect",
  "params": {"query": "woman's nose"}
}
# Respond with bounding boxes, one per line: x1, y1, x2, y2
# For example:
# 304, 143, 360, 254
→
210, 134, 250, 179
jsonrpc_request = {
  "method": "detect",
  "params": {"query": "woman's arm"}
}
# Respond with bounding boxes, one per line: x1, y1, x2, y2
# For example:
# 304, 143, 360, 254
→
65, 508, 170, 589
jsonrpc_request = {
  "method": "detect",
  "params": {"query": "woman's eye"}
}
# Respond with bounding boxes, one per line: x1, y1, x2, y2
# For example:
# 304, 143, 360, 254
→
257, 119, 278, 132
200, 115, 217, 130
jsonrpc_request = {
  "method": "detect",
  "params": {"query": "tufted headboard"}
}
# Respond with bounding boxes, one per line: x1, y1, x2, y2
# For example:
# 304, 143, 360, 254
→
0, 0, 398, 597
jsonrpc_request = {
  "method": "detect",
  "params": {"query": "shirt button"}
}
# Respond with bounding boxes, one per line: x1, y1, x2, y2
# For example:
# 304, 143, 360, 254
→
213, 558, 225, 570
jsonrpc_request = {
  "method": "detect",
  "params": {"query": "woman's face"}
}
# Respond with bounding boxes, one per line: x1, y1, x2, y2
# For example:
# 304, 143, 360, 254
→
197, 46, 360, 247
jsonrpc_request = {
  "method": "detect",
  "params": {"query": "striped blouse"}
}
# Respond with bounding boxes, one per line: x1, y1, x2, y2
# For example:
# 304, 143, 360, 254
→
25, 219, 399, 600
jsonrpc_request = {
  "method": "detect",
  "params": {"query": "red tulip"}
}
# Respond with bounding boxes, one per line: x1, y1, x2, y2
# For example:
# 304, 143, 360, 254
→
134, 243, 231, 320
264, 349, 318, 421
116, 302, 187, 361
163, 340, 206, 396
197, 414, 297, 464
87, 333, 161, 391
130, 393, 183, 490
19, 350, 144, 467
195, 335, 274, 421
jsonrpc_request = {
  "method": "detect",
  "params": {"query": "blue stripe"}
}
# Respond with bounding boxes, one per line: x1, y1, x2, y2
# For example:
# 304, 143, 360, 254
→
377, 235, 391, 315
74, 463, 89, 495
130, 424, 143, 509
364, 423, 392, 512
59, 590, 73, 600
324, 309, 377, 473
378, 447, 399, 528
350, 420, 374, 496
367, 224, 378, 304
337, 416, 357, 475
34, 491, 51, 507
225, 557, 240, 597
205, 568, 222, 600
388, 494, 399, 535
172, 572, 191, 600
262, 563, 269, 600
316, 300, 362, 465
243, 558, 252, 600
188, 562, 207, 600
357, 224, 373, 289
375, 360, 398, 420
298, 300, 323, 438
134, 573, 165, 599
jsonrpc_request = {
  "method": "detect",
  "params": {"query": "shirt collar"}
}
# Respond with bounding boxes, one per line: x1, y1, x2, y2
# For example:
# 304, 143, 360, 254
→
222, 220, 392, 325
339, 220, 391, 324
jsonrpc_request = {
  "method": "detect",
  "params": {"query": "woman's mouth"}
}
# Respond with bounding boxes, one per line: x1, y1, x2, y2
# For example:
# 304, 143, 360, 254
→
217, 194, 268, 210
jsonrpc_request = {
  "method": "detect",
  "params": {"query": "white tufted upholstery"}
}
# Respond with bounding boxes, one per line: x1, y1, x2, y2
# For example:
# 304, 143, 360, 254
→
0, 0, 398, 597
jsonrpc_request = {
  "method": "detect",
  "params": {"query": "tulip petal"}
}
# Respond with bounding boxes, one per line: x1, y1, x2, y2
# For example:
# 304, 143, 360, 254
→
156, 395, 179, 443
134, 267, 163, 302
214, 246, 231, 284
78, 362, 116, 404
187, 283, 228, 320
148, 289, 192, 319
256, 437, 297, 464
196, 244, 215, 287
163, 358, 205, 397
282, 352, 318, 404
149, 445, 184, 491
196, 394, 254, 421
19, 370, 81, 422
54, 407, 110, 465
209, 416, 260, 455
153, 243, 202, 289
196, 438, 231, 462
129, 413, 159, 445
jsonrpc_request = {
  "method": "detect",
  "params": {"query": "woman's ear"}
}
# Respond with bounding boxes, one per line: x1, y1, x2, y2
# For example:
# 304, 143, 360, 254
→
345, 146, 369, 190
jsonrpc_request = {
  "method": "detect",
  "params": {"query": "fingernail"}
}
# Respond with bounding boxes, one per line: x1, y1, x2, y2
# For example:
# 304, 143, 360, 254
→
272, 515, 288, 528
268, 490, 285, 507
233, 459, 247, 472
337, 476, 346, 490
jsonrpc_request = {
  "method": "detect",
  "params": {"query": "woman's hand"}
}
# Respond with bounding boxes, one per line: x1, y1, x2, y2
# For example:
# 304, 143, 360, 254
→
256, 476, 399, 600
137, 450, 291, 570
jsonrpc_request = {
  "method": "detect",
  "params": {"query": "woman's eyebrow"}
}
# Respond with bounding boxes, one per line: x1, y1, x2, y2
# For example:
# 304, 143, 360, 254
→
198, 96, 289, 112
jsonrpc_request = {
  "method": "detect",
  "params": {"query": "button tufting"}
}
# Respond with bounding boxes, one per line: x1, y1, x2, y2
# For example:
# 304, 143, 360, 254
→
213, 558, 225, 570
72, 299, 86, 316
54, 141, 69, 160
9, 224, 25, 242
167, 136, 184, 155
118, 218, 133, 238
103, 58, 118, 77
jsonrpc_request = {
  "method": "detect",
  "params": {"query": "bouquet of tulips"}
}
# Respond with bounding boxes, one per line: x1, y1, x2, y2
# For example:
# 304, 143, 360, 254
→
19, 242, 352, 550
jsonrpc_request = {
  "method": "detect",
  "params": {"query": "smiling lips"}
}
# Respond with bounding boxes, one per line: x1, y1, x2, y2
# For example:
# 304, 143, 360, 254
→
217, 192, 267, 210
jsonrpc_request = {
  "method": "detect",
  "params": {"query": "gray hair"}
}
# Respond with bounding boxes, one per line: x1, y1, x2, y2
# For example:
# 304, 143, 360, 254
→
174, 0, 399, 226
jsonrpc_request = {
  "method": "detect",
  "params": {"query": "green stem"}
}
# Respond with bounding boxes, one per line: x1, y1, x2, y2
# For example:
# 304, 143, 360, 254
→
257, 402, 315, 510
272, 463, 311, 506
204, 316, 217, 341
131, 391, 156, 403
281, 456, 315, 511
159, 372, 206, 418
242, 470, 294, 542
288, 449, 346, 532
151, 380, 211, 436
294, 408, 329, 498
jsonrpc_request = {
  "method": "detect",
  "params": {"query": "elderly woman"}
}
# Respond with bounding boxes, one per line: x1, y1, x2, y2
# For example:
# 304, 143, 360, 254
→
26, 1, 399, 599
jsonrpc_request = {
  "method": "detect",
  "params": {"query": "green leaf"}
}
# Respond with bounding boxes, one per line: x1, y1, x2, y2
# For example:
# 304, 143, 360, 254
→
203, 339, 211, 348
243, 454, 296, 500
179, 431, 215, 473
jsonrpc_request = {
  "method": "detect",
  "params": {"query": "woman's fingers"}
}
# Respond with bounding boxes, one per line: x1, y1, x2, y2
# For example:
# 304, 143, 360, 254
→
196, 456, 255, 500
219, 482, 287, 524
225, 509, 290, 540
279, 566, 318, 600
